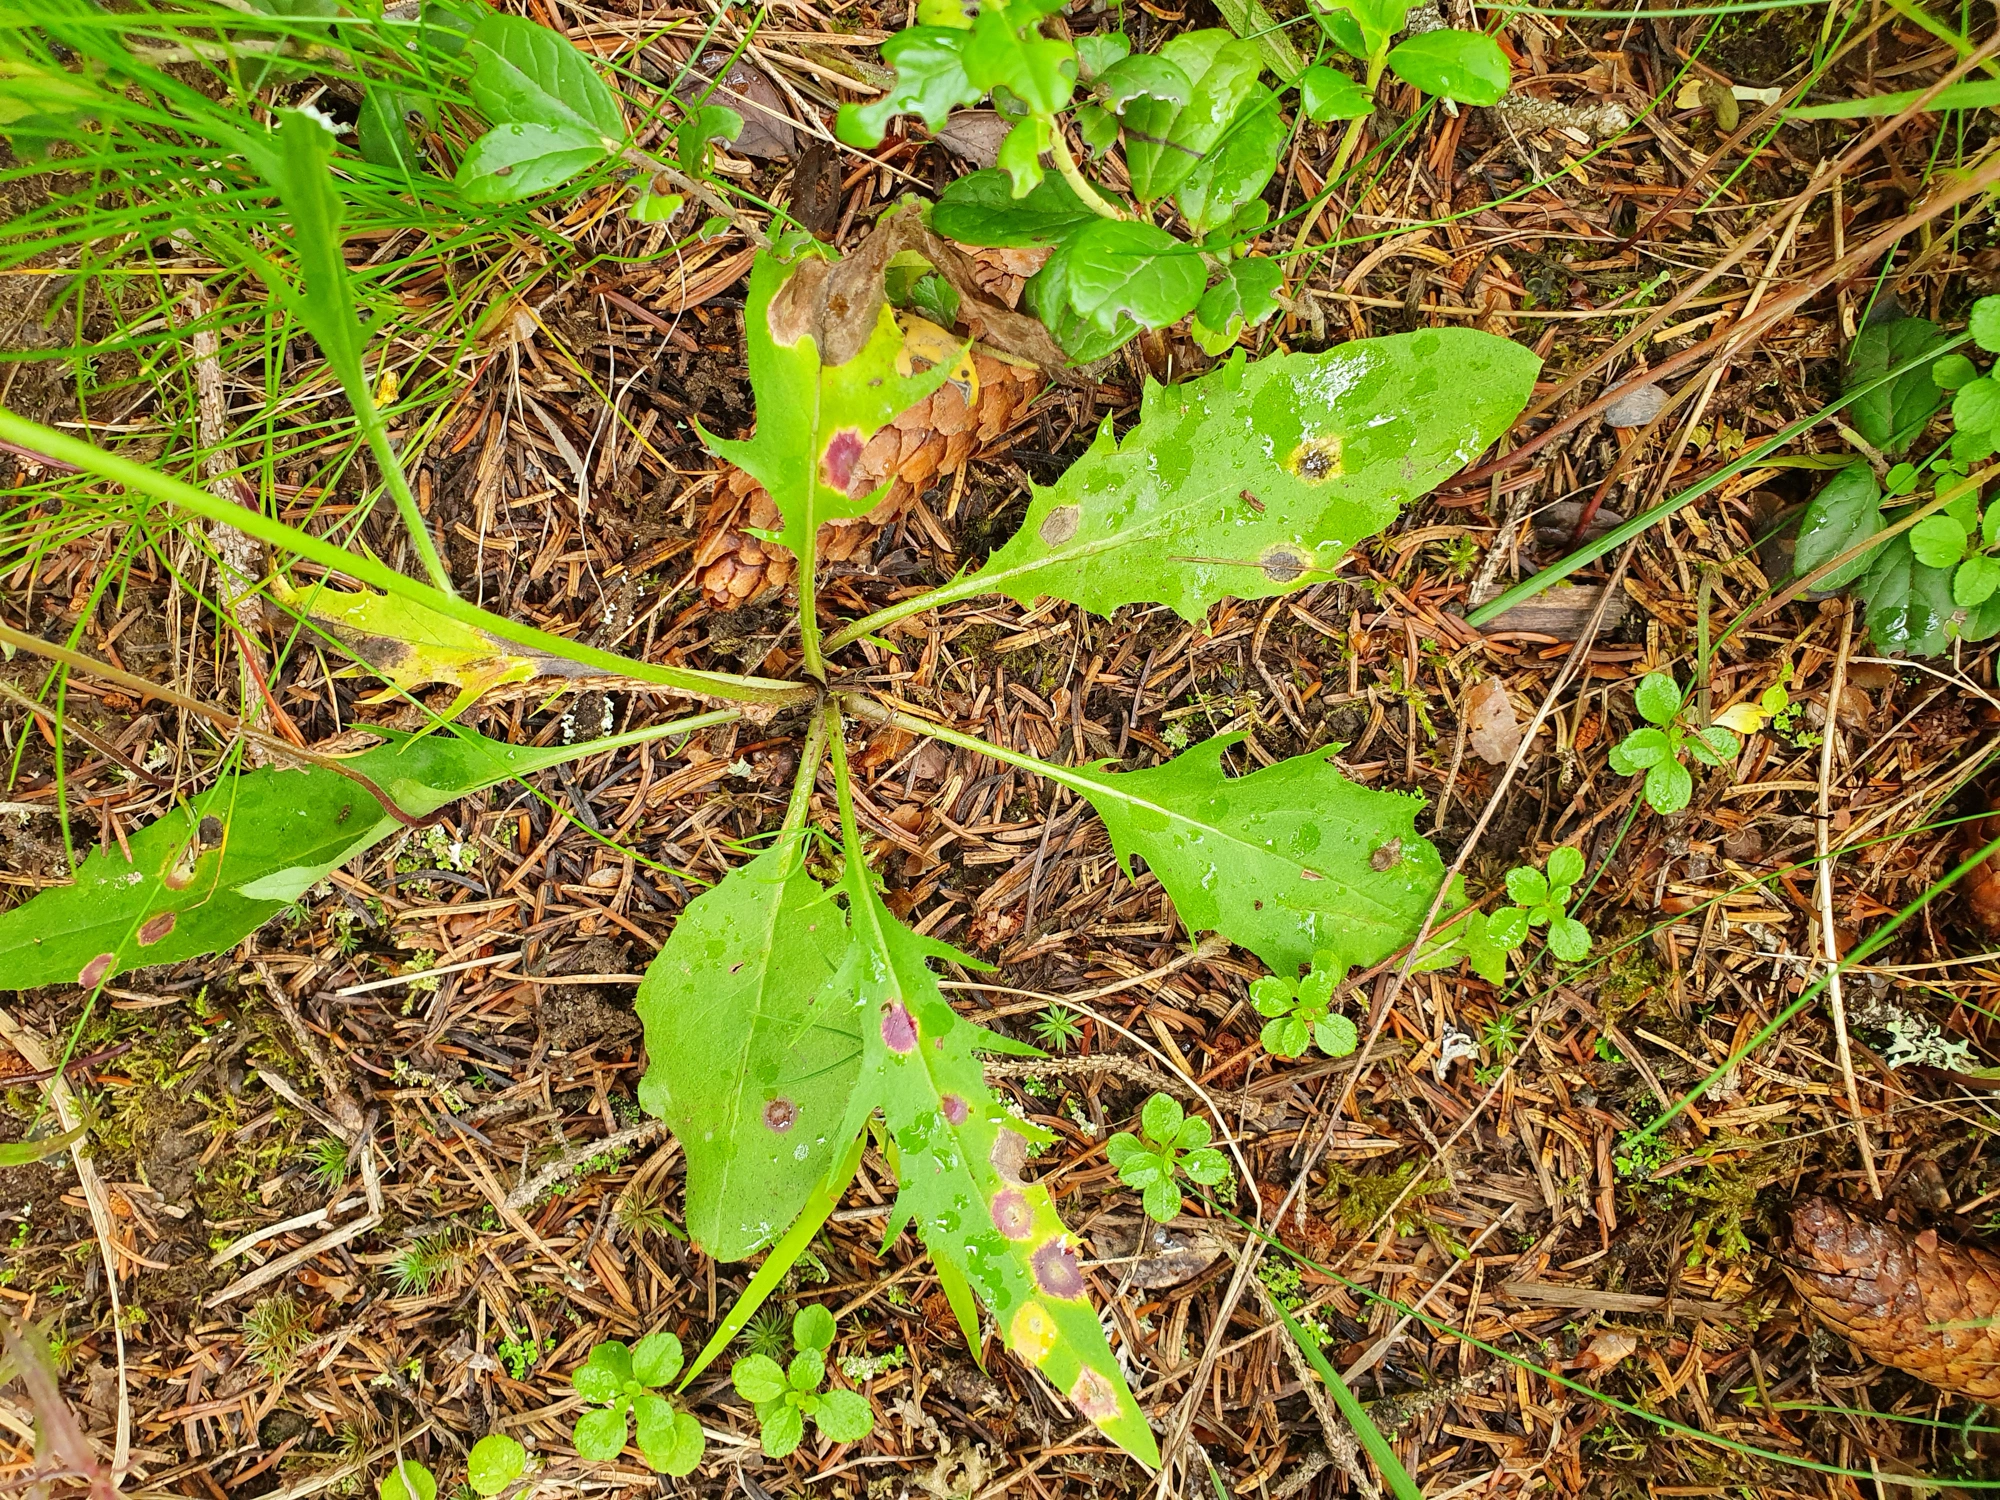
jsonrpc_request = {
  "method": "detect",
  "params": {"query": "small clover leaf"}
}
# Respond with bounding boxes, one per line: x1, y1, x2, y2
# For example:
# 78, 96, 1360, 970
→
380, 1460, 435, 1500
1544, 845, 1584, 892
467, 1436, 527, 1498
630, 1330, 684, 1387
816, 1389, 876, 1443
789, 1346, 826, 1392
1632, 671, 1683, 725
572, 1407, 628, 1463
794, 1304, 836, 1354
571, 1342, 632, 1403
732, 1353, 788, 1404
761, 1402, 806, 1459
1313, 1014, 1358, 1057
1260, 1012, 1311, 1057
1608, 725, 1670, 771
1547, 916, 1592, 963
1503, 865, 1547, 907
1645, 758, 1694, 815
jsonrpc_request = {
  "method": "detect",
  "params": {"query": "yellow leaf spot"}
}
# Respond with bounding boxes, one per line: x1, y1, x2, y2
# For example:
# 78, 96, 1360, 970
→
896, 314, 978, 406
1009, 1301, 1057, 1365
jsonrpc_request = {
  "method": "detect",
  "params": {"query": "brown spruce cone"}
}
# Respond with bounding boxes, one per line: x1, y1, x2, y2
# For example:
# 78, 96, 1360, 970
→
693, 348, 1042, 610
1787, 1195, 2000, 1397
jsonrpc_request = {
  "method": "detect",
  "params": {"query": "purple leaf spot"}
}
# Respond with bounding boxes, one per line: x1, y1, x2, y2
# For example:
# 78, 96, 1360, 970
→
881, 1002, 917, 1054
136, 911, 176, 946
940, 1093, 969, 1125
763, 1098, 797, 1132
821, 429, 865, 495
1032, 1239, 1085, 1298
77, 953, 115, 989
991, 1189, 1033, 1240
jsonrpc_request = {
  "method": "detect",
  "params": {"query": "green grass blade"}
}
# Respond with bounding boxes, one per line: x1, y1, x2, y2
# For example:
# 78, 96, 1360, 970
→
1272, 1301, 1423, 1500
0, 406, 808, 709
931, 1251, 986, 1370
677, 1131, 865, 1390
1464, 334, 1972, 628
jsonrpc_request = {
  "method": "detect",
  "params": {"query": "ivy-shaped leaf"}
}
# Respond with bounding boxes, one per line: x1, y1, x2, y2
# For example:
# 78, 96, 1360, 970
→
969, 332, 1538, 621
831, 837, 1159, 1468
1846, 316, 1948, 455
0, 727, 685, 992
1117, 31, 1263, 204
635, 831, 861, 1260
1173, 83, 1289, 236
1792, 462, 1883, 589
1384, 29, 1510, 105
836, 27, 977, 145
700, 249, 960, 570
1854, 532, 1955, 655
1191, 255, 1284, 356
930, 169, 1098, 246
1052, 733, 1447, 981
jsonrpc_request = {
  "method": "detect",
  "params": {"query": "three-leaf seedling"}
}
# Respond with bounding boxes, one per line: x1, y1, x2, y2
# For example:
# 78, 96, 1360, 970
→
570, 1333, 705, 1477
730, 1307, 875, 1458
1106, 1093, 1231, 1221
1606, 671, 1738, 815
1251, 954, 1360, 1060
1457, 846, 1594, 986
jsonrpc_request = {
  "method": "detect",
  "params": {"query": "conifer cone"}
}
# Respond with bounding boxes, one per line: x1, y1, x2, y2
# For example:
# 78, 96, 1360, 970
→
693, 349, 1042, 610
1787, 1195, 2000, 1398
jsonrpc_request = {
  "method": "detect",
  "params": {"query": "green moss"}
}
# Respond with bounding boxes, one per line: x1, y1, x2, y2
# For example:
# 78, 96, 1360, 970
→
1321, 1160, 1449, 1236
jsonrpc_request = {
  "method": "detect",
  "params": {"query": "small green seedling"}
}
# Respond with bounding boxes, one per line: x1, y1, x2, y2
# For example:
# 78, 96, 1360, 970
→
1032, 1004, 1086, 1052
1606, 672, 1738, 815
379, 1459, 434, 1500
730, 1306, 875, 1459
1457, 846, 1591, 980
570, 1333, 705, 1477
1251, 953, 1359, 1059
1105, 1093, 1231, 1221
466, 1435, 528, 1498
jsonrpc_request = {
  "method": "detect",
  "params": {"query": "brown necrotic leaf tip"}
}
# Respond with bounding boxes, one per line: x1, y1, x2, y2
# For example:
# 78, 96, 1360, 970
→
1787, 1195, 2000, 1398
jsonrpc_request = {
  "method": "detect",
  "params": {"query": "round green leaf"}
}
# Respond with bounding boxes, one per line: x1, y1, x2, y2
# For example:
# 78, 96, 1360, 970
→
1957, 553, 2000, 608
1106, 1131, 1146, 1168
761, 1402, 807, 1459
632, 1394, 691, 1475
1485, 904, 1529, 951
1503, 866, 1547, 907
467, 1436, 527, 1498
814, 1388, 876, 1444
1644, 758, 1692, 816
1300, 63, 1373, 121
793, 1304, 837, 1354
572, 1406, 629, 1463
1261, 1013, 1310, 1058
1632, 672, 1682, 725
1609, 726, 1670, 772
789, 1347, 827, 1393
1954, 376, 2000, 434
1385, 29, 1510, 105
1544, 846, 1585, 890
1972, 296, 2000, 354
1295, 966, 1335, 1007
630, 1332, 683, 1388
1182, 1146, 1231, 1185
1117, 1151, 1168, 1188
456, 121, 611, 203
1314, 1014, 1359, 1058
1140, 1091, 1184, 1146
1546, 916, 1591, 963
380, 1460, 436, 1500
572, 1342, 632, 1404
732, 1353, 789, 1404
1933, 352, 1979, 389
1686, 725, 1738, 767
1911, 514, 1970, 569
1142, 1176, 1183, 1222
1174, 1114, 1212, 1150
1250, 975, 1297, 1014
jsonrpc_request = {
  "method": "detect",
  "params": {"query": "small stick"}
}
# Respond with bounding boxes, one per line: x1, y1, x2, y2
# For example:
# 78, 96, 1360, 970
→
1816, 605, 1880, 1199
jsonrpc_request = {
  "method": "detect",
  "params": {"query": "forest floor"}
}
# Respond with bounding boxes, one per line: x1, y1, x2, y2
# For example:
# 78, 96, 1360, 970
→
4, 1, 2000, 1498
